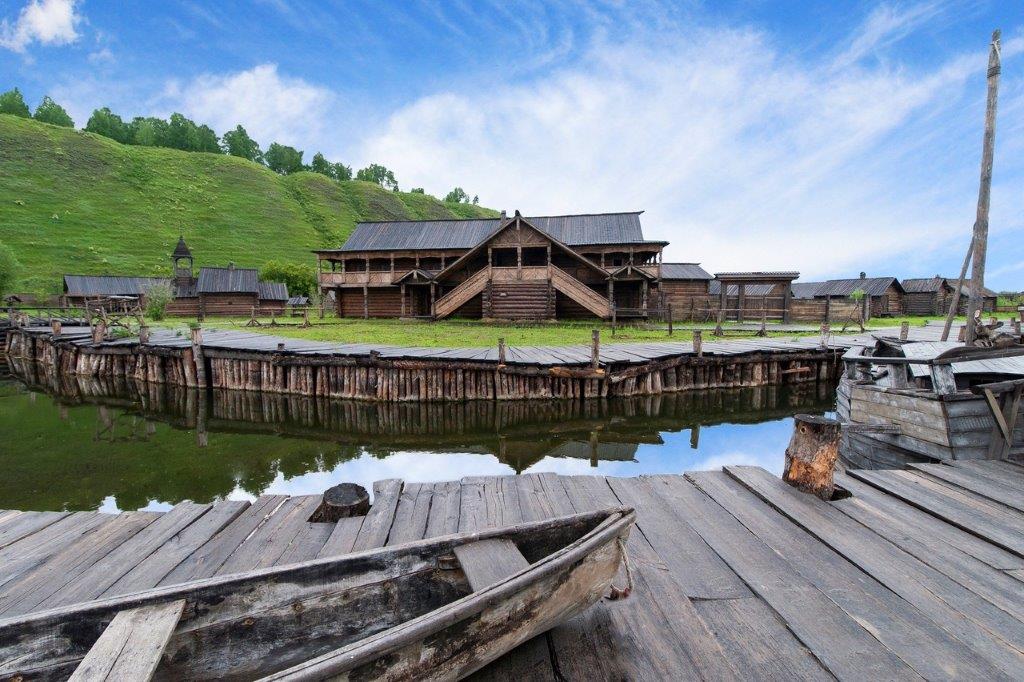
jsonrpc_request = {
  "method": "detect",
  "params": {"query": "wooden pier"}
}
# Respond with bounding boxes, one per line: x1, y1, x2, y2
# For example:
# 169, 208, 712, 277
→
2, 462, 1023, 679
3, 322, 960, 402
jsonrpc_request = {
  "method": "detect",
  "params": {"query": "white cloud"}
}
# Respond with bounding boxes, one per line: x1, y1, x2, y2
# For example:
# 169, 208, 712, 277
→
358, 18, 1023, 282
87, 46, 113, 64
159, 63, 335, 153
0, 0, 81, 53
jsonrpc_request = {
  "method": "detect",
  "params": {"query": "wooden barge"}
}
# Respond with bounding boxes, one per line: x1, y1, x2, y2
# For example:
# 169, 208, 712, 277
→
1, 464, 1024, 679
4, 325, 844, 401
837, 337, 1024, 469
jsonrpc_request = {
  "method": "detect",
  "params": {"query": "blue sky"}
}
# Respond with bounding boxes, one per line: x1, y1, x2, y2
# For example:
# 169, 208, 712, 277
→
2, 1, 1023, 288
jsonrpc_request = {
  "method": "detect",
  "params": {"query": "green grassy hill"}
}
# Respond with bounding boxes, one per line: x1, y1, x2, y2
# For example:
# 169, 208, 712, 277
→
0, 114, 497, 293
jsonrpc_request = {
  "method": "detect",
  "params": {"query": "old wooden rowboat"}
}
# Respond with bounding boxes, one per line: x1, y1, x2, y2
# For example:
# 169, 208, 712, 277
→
0, 506, 635, 681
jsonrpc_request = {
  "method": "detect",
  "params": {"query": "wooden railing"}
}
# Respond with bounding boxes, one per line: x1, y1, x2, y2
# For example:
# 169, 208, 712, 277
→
433, 268, 490, 319
319, 271, 398, 287
550, 266, 612, 318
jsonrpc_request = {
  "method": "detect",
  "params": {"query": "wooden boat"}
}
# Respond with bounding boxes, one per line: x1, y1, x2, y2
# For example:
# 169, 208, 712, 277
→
837, 338, 1024, 469
0, 507, 633, 681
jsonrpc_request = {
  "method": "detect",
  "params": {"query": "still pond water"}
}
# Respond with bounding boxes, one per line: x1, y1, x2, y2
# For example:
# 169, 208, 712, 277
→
1, 362, 835, 512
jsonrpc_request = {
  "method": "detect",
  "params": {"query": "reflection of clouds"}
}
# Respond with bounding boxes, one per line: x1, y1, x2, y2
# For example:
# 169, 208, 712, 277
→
690, 451, 783, 476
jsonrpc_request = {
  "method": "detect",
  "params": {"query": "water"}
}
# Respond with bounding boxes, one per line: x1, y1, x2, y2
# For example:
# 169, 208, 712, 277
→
0, 360, 835, 512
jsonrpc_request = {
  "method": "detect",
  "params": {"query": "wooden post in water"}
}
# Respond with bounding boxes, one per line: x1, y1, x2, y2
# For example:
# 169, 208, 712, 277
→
191, 326, 207, 388
316, 483, 370, 521
693, 329, 703, 357
91, 320, 107, 344
139, 325, 150, 344
497, 337, 507, 366
899, 321, 909, 341
783, 414, 841, 501
819, 323, 830, 349
591, 329, 600, 370
51, 320, 62, 338
965, 30, 1001, 344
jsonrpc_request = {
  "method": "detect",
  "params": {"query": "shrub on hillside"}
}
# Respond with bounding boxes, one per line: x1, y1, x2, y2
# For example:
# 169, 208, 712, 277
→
0, 88, 30, 118
262, 261, 316, 297
144, 282, 174, 321
265, 143, 304, 174
356, 164, 398, 191
33, 96, 74, 128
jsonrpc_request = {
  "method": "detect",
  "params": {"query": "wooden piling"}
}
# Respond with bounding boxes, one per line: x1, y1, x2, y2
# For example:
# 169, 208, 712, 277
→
782, 414, 840, 501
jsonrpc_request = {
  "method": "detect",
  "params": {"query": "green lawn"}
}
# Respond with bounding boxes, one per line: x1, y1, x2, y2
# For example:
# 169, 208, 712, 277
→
0, 114, 497, 294
151, 314, 979, 348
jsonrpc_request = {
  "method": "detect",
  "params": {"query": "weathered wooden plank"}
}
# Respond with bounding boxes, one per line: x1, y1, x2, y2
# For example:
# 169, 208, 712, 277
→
0, 511, 70, 550
849, 469, 1024, 556
909, 463, 1024, 513
454, 539, 530, 591
0, 512, 160, 617
423, 480, 461, 538
217, 496, 323, 574
316, 516, 364, 559
0, 513, 107, 586
729, 466, 1024, 677
67, 599, 185, 682
352, 479, 402, 551
104, 501, 250, 596
639, 474, 918, 680
690, 469, 1010, 680
386, 483, 432, 546
276, 517, 335, 566
159, 495, 287, 584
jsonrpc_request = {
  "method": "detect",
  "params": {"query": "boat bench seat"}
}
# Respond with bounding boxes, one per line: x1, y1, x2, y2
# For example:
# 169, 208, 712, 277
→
69, 599, 185, 681
453, 539, 530, 591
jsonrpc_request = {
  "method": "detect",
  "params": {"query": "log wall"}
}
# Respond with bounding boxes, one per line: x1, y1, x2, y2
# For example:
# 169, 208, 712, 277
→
4, 328, 841, 403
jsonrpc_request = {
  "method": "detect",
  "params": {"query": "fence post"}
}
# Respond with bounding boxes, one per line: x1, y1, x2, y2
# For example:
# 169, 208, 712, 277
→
498, 337, 507, 366
714, 310, 724, 336
819, 323, 830, 349
693, 329, 703, 357
591, 329, 600, 369
667, 303, 673, 336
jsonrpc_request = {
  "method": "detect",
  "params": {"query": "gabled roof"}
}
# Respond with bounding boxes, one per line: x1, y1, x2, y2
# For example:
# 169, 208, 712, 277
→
901, 277, 949, 293
172, 236, 192, 259
709, 281, 777, 296
947, 278, 998, 298
334, 212, 652, 251
196, 266, 259, 294
393, 268, 439, 283
608, 264, 658, 280
258, 281, 289, 301
63, 275, 169, 297
794, 277, 903, 298
660, 263, 713, 280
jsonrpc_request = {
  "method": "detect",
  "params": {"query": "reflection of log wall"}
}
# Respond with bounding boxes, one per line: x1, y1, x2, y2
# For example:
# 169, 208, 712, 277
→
6, 328, 840, 402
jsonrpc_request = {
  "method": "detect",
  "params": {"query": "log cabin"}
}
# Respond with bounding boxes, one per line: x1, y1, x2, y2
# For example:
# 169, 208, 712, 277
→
316, 211, 677, 321
63, 238, 288, 317
790, 273, 904, 321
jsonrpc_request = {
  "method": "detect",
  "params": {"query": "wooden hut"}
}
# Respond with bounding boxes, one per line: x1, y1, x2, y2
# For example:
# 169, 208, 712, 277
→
901, 277, 956, 315
62, 275, 168, 308
710, 272, 799, 323
790, 273, 904, 321
657, 263, 713, 320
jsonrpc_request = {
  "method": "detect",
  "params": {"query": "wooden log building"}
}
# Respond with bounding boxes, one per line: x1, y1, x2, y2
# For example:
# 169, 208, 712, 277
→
316, 211, 799, 322
790, 273, 905, 321
62, 238, 288, 317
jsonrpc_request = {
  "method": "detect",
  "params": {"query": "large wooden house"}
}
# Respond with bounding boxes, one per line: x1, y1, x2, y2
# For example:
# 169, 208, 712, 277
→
63, 238, 288, 317
317, 211, 702, 321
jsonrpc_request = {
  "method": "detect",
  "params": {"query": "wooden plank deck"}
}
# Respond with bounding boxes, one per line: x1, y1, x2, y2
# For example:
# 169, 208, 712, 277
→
2, 461, 1023, 679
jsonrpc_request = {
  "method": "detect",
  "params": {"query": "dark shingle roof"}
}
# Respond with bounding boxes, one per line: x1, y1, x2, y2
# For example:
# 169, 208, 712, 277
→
660, 263, 713, 280
794, 277, 902, 298
196, 266, 259, 294
709, 281, 777, 296
947, 278, 998, 298
337, 212, 651, 251
287, 295, 309, 306
172, 236, 192, 259
258, 281, 289, 301
901, 277, 948, 293
63, 275, 169, 297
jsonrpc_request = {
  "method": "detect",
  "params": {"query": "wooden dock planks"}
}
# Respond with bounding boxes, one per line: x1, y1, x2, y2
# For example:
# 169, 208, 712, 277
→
3, 461, 1024, 679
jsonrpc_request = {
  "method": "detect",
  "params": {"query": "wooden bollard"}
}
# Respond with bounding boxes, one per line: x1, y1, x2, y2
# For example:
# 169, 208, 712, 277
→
277, 342, 286, 352
190, 326, 207, 388
819, 323, 830, 349
315, 483, 370, 521
591, 329, 600, 369
783, 414, 841, 501
50, 320, 62, 337
714, 310, 724, 336
957, 325, 967, 342
91, 320, 107, 344
139, 325, 151, 344
497, 337, 507, 365
693, 329, 703, 357
899, 321, 909, 341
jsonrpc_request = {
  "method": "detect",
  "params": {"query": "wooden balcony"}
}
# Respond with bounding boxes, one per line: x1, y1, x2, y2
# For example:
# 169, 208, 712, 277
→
319, 271, 400, 288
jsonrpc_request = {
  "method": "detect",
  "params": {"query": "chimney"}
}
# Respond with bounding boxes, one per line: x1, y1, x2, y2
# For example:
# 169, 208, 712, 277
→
859, 271, 866, 279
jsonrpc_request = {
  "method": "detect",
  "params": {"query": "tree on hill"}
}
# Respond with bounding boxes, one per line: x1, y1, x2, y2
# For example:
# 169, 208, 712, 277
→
262, 260, 317, 297
309, 152, 332, 177
32, 96, 73, 127
167, 113, 219, 153
332, 162, 352, 181
265, 143, 304, 174
472, 195, 479, 205
128, 116, 170, 147
356, 163, 398, 191
85, 107, 130, 143
444, 187, 469, 203
410, 188, 425, 194
0, 242, 19, 296
221, 124, 263, 163
0, 88, 31, 118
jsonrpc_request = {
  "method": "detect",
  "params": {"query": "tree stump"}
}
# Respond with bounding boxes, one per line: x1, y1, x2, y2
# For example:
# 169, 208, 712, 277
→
783, 414, 841, 500
315, 483, 370, 521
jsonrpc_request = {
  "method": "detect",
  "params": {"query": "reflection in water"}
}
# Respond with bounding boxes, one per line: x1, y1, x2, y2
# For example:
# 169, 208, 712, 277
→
1, 357, 834, 512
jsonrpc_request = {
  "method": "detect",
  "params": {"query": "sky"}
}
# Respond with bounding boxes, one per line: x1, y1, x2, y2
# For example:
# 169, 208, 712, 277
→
2, 0, 1023, 289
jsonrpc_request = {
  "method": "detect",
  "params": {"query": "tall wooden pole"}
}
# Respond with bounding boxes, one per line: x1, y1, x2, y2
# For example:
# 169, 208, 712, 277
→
965, 29, 1001, 344
940, 238, 973, 341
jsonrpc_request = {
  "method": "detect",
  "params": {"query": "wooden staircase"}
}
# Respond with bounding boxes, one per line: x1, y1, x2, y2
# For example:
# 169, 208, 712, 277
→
550, 266, 613, 319
433, 268, 489, 319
